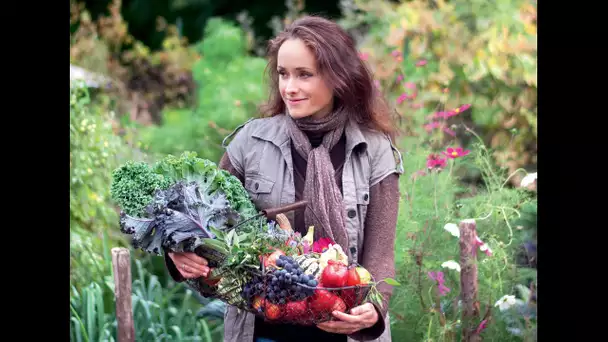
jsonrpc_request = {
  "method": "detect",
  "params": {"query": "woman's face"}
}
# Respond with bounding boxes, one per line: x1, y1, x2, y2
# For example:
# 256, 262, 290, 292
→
277, 38, 334, 120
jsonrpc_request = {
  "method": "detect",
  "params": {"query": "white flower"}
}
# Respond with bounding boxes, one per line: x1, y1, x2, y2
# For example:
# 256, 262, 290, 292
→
520, 172, 537, 187
495, 295, 517, 311
441, 260, 461, 272
443, 223, 460, 237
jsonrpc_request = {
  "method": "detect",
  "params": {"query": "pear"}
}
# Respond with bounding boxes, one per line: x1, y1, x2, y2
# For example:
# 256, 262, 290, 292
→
355, 267, 372, 284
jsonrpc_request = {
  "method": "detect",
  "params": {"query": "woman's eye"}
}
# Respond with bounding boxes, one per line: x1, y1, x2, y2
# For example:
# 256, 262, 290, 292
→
300, 73, 312, 78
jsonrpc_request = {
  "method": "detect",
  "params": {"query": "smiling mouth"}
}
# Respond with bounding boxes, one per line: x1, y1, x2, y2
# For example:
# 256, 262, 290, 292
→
287, 98, 307, 104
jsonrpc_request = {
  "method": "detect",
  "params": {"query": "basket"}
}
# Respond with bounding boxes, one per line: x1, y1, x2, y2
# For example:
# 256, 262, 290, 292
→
239, 266, 373, 324
187, 201, 381, 325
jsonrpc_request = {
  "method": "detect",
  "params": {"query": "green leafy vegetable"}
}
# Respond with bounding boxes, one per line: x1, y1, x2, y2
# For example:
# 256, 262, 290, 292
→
112, 152, 262, 265
152, 151, 258, 219
110, 161, 171, 217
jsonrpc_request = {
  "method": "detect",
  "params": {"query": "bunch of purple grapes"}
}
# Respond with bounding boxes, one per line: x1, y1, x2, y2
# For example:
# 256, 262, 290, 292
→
266, 255, 318, 304
241, 255, 318, 306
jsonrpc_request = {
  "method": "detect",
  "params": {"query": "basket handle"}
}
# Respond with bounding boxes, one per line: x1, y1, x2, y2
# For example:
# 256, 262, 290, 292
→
262, 200, 308, 219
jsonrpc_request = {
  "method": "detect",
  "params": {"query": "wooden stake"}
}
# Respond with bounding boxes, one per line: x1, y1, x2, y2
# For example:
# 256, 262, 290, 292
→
112, 247, 135, 342
459, 219, 481, 342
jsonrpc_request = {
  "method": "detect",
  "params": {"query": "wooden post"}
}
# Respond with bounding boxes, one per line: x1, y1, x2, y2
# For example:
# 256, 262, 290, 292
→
459, 219, 481, 342
112, 247, 135, 342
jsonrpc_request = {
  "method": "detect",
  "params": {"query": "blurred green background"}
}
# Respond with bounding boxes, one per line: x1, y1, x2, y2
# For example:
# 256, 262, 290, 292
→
70, 0, 536, 341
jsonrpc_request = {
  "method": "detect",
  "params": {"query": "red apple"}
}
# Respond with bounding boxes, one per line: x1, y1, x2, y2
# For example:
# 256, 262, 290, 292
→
264, 301, 283, 320
346, 266, 361, 286
309, 289, 347, 320
342, 266, 362, 308
320, 259, 349, 288
283, 299, 309, 321
261, 249, 286, 268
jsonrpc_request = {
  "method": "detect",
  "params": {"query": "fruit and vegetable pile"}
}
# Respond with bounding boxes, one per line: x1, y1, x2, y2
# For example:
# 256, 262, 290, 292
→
110, 151, 388, 324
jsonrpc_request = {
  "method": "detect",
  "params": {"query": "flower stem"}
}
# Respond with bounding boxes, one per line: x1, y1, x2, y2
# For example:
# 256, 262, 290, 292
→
433, 171, 439, 219
501, 168, 528, 189
448, 158, 454, 178
501, 209, 514, 247
427, 316, 434, 342
474, 208, 494, 221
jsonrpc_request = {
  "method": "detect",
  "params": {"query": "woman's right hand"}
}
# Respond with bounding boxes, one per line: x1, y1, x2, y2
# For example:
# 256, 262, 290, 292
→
168, 252, 210, 279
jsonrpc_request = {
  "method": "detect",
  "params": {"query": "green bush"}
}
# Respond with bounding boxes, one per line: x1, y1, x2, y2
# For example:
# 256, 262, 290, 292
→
70, 83, 134, 289
341, 0, 537, 184
140, 17, 269, 163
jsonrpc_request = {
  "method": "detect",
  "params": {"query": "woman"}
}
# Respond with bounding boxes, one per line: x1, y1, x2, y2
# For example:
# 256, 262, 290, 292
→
164, 15, 403, 342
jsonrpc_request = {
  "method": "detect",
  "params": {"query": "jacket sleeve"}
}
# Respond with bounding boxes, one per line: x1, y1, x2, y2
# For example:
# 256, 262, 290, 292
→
349, 172, 400, 341
163, 152, 245, 283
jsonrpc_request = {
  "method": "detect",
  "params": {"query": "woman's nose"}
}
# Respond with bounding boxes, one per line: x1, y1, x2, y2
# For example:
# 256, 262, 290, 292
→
285, 79, 298, 94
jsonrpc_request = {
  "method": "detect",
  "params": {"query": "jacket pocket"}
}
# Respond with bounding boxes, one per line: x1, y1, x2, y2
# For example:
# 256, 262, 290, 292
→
244, 173, 276, 209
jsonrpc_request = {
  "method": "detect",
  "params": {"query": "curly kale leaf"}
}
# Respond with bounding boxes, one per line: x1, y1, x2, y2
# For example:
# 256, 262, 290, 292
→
110, 161, 171, 217
120, 181, 240, 256
153, 152, 258, 219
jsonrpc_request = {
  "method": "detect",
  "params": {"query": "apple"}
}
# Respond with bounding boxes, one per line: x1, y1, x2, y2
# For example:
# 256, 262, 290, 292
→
261, 249, 286, 268
283, 299, 308, 321
346, 266, 361, 286
320, 259, 349, 288
309, 289, 347, 320
264, 301, 282, 320
342, 266, 362, 308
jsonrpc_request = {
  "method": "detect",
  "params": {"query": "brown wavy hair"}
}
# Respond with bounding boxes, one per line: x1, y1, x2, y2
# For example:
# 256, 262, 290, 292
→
260, 15, 396, 139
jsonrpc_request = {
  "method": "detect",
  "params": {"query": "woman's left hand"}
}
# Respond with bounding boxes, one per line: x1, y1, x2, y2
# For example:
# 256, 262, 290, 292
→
316, 303, 379, 335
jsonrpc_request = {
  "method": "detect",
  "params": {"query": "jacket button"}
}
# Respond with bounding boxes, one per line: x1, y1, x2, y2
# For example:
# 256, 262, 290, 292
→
254, 182, 259, 190
363, 194, 369, 201
347, 209, 356, 218
350, 246, 357, 254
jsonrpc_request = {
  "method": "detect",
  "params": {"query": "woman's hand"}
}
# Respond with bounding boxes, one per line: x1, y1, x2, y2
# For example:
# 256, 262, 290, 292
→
168, 252, 210, 279
316, 303, 379, 335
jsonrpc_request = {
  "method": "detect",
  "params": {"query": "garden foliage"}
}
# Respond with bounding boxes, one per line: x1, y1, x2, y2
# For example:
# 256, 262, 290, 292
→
340, 0, 537, 186
70, 1, 537, 340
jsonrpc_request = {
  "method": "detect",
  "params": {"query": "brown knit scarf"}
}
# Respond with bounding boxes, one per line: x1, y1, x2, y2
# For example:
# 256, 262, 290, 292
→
286, 107, 351, 259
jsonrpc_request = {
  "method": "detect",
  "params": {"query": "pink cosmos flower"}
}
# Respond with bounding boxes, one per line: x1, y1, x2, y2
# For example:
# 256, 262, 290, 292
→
397, 93, 409, 104
358, 52, 369, 61
442, 147, 471, 159
429, 111, 448, 119
416, 59, 428, 67
396, 75, 404, 82
391, 50, 401, 57
424, 121, 442, 132
426, 154, 447, 170
313, 237, 334, 253
404, 82, 416, 90
446, 104, 471, 117
428, 271, 450, 296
